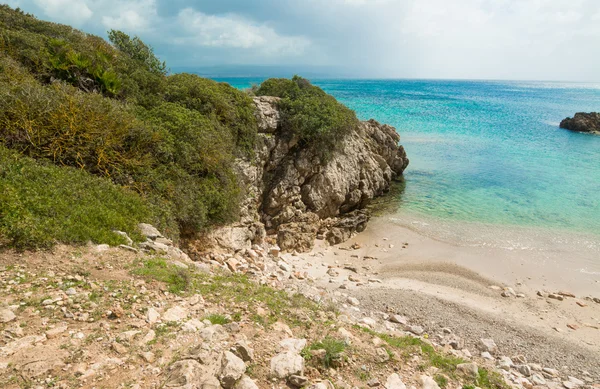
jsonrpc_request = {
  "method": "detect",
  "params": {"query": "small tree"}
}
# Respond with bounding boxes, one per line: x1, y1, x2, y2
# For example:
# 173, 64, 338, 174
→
107, 29, 166, 76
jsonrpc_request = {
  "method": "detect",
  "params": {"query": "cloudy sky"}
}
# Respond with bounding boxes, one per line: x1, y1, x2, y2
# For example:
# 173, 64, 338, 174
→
5, 0, 600, 80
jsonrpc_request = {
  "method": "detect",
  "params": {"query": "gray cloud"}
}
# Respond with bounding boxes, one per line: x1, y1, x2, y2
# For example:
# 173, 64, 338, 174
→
5, 0, 600, 80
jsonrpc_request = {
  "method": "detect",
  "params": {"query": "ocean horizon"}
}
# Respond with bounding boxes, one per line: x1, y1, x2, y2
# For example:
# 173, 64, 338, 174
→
218, 77, 600, 253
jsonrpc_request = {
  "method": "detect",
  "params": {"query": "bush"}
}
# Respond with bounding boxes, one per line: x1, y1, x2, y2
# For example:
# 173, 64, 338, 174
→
164, 73, 257, 154
0, 5, 252, 247
0, 146, 151, 249
256, 76, 359, 158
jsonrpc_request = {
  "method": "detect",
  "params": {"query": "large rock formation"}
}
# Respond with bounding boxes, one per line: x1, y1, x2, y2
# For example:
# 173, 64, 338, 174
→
202, 96, 409, 253
560, 112, 600, 134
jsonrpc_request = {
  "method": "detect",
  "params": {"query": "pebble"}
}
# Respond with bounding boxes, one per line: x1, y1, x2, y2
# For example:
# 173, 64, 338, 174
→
347, 297, 360, 306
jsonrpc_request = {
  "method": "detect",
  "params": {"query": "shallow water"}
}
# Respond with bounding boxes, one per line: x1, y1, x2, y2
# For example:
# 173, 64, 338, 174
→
219, 78, 600, 253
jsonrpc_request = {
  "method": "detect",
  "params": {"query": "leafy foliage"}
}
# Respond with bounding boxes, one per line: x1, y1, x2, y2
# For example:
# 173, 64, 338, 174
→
308, 337, 347, 368
0, 146, 150, 249
0, 6, 254, 247
108, 29, 166, 76
256, 75, 359, 158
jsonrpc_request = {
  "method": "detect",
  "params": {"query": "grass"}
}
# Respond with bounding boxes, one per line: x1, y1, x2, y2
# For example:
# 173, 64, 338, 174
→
355, 326, 510, 389
306, 337, 347, 368
132, 258, 190, 294
204, 314, 230, 325
130, 258, 321, 328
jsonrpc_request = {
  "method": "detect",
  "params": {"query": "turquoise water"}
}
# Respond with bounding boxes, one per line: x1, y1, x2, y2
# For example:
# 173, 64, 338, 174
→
219, 78, 600, 242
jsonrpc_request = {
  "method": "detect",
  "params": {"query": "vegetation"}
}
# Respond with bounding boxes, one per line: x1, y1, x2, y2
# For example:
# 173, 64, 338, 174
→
0, 5, 358, 249
0, 146, 149, 249
356, 326, 510, 389
255, 75, 359, 158
306, 337, 347, 368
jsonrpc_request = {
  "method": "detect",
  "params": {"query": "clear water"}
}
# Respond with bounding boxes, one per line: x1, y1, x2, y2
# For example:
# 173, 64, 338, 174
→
218, 78, 600, 249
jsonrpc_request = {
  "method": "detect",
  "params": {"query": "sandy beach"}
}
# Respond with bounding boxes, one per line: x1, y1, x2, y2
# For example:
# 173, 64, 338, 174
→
284, 215, 600, 379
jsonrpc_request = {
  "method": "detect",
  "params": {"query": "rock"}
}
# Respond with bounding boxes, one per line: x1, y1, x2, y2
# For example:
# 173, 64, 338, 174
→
232, 340, 254, 362
278, 260, 293, 272
147, 307, 160, 324
498, 356, 514, 371
45, 325, 68, 339
0, 308, 16, 323
567, 376, 584, 387
419, 375, 441, 389
163, 306, 189, 322
481, 351, 493, 360
220, 351, 246, 389
140, 351, 155, 363
361, 317, 377, 326
376, 347, 390, 362
478, 338, 498, 355
138, 223, 163, 239
165, 360, 204, 388
235, 376, 259, 389
548, 294, 564, 301
269, 246, 281, 257
457, 363, 479, 378
560, 112, 600, 134
543, 367, 560, 378
200, 325, 229, 342
253, 96, 281, 132
65, 287, 77, 296
409, 326, 424, 335
308, 382, 335, 389
279, 338, 307, 354
518, 365, 532, 377
112, 342, 128, 354
567, 323, 579, 330
270, 352, 304, 379
385, 373, 407, 389
327, 268, 340, 277
289, 375, 310, 387
390, 315, 408, 325
367, 378, 381, 387
347, 297, 360, 306
532, 374, 547, 386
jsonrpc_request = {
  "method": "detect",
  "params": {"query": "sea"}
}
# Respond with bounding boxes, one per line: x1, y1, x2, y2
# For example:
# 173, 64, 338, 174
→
217, 78, 600, 263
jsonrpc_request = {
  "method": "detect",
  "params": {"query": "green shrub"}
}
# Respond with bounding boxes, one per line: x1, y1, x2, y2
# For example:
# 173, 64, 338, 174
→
204, 314, 230, 325
108, 29, 166, 76
164, 73, 257, 154
256, 75, 359, 158
0, 5, 256, 247
0, 146, 151, 249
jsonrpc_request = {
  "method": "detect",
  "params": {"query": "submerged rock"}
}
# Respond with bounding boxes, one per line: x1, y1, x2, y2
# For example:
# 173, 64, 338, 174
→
560, 112, 600, 134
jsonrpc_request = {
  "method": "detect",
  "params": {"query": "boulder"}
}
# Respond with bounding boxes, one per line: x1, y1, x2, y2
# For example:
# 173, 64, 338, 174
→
478, 338, 498, 355
560, 112, 600, 134
270, 352, 304, 379
0, 308, 16, 323
385, 373, 407, 389
235, 375, 260, 389
164, 360, 204, 388
219, 351, 246, 388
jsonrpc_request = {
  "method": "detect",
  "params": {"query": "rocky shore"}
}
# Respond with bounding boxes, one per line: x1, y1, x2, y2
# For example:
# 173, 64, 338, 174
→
560, 113, 600, 134
198, 96, 409, 255
1, 221, 599, 389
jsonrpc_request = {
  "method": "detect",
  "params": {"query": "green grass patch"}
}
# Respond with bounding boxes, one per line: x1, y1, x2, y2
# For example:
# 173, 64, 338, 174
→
204, 314, 230, 325
131, 258, 190, 294
307, 336, 347, 368
355, 326, 509, 389
130, 259, 321, 328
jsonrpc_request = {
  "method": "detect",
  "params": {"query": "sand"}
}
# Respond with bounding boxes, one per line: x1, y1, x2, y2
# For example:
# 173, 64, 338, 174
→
287, 215, 600, 379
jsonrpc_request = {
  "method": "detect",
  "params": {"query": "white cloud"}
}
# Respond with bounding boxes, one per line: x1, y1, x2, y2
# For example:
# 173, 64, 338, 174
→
176, 8, 310, 56
99, 0, 157, 32
33, 0, 92, 25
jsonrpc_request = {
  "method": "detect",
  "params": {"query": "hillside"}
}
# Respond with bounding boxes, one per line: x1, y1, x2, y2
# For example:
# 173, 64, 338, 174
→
0, 5, 385, 250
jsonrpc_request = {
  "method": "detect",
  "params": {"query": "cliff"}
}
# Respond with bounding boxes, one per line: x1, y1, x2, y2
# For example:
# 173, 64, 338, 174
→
201, 96, 409, 254
560, 112, 600, 134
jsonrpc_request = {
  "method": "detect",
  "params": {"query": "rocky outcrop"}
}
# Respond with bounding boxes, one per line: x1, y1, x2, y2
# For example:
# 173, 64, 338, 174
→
560, 112, 600, 134
202, 97, 408, 253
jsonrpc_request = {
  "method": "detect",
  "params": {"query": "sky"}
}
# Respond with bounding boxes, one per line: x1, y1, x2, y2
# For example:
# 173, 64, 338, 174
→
4, 0, 600, 81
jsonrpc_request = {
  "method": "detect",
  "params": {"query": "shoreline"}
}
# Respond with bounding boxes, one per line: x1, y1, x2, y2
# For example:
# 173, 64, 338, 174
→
279, 214, 600, 378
